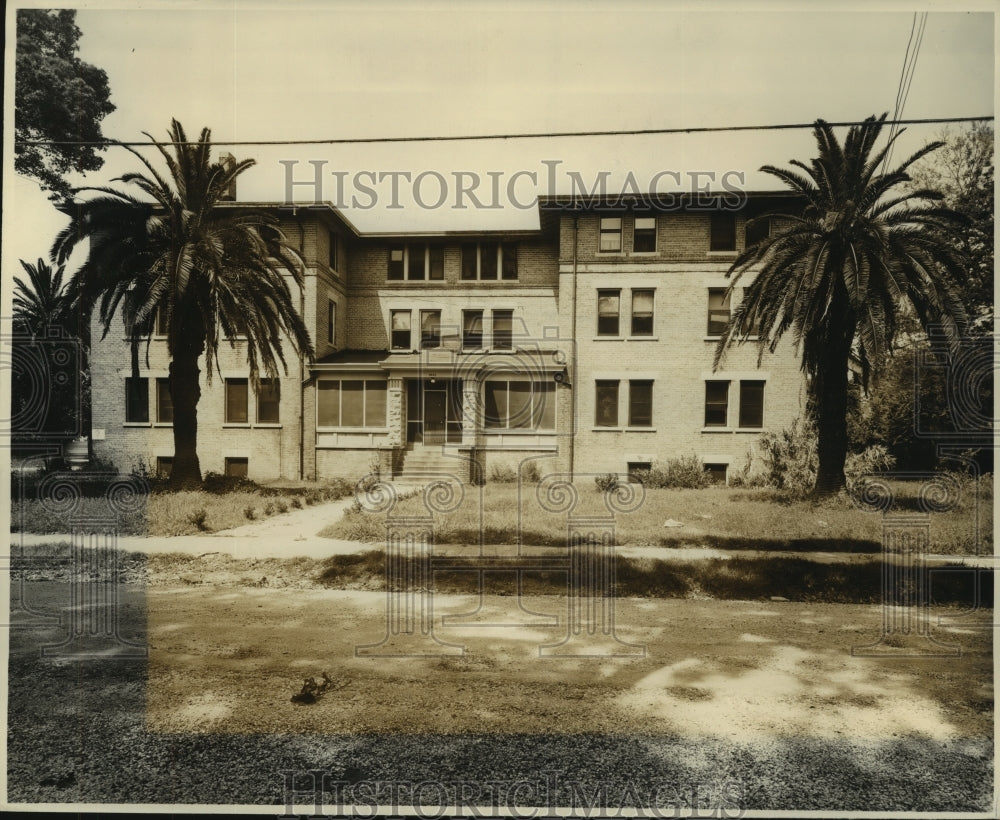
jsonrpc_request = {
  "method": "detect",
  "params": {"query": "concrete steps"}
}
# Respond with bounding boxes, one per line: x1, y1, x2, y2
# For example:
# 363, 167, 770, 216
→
393, 443, 471, 482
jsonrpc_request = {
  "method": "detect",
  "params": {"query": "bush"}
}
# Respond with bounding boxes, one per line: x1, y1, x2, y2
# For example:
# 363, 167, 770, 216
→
187, 508, 209, 531
594, 473, 619, 492
244, 505, 256, 520
753, 418, 818, 496
275, 499, 289, 514
202, 471, 261, 494
489, 463, 517, 483
632, 455, 712, 489
264, 502, 275, 516
522, 462, 542, 484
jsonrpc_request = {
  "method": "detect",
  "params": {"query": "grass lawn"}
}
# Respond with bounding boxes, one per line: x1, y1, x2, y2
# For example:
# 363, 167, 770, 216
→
10, 478, 356, 537
322, 480, 992, 556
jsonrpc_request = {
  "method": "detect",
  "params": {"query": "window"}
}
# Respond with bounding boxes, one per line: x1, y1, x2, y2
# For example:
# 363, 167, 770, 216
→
257, 379, 280, 424
155, 457, 173, 479
628, 380, 653, 427
327, 300, 336, 346
328, 230, 338, 269
421, 310, 441, 349
745, 216, 770, 247
483, 380, 555, 430
125, 377, 149, 423
707, 289, 731, 336
391, 310, 411, 349
704, 381, 729, 427
461, 242, 517, 280
225, 379, 249, 424
599, 217, 622, 252
156, 378, 174, 424
704, 463, 728, 484
225, 457, 248, 478
739, 380, 765, 428
492, 309, 513, 350
595, 380, 619, 427
317, 380, 387, 428
388, 245, 443, 280
633, 216, 656, 252
631, 290, 654, 336
154, 308, 169, 336
597, 291, 620, 336
710, 211, 737, 252
627, 462, 651, 483
463, 310, 483, 349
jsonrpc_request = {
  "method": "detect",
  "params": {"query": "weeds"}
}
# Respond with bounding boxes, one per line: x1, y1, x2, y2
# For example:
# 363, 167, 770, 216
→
187, 508, 209, 531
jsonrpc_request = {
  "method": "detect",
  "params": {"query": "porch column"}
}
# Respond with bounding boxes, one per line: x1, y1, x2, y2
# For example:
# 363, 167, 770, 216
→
386, 376, 404, 447
461, 374, 485, 484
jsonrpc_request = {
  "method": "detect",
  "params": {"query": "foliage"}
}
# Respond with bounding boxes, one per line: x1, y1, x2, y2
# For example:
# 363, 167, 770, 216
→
594, 473, 620, 492
187, 508, 209, 531
716, 114, 969, 495
52, 120, 315, 488
521, 461, 542, 484
489, 463, 518, 483
15, 9, 115, 200
631, 455, 712, 489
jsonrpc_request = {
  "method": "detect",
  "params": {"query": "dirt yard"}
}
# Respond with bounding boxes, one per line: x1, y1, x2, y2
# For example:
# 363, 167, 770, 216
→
7, 559, 994, 812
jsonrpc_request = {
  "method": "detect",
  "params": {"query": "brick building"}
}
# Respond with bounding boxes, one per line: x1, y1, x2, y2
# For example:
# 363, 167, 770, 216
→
88, 191, 807, 484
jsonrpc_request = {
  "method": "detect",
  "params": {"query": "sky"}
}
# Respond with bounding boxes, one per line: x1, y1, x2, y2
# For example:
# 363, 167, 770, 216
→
2, 1, 996, 274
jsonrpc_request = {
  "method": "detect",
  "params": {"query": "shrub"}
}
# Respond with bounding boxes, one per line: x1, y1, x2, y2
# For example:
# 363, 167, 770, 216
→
291, 496, 303, 509
594, 473, 619, 492
489, 463, 517, 483
202, 471, 261, 494
264, 502, 275, 516
633, 455, 712, 489
522, 462, 542, 484
754, 418, 818, 496
244, 505, 256, 520
275, 499, 289, 514
187, 508, 209, 531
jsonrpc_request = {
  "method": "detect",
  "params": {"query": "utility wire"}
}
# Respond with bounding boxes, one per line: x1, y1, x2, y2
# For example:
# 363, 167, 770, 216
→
883, 12, 929, 174
16, 115, 993, 149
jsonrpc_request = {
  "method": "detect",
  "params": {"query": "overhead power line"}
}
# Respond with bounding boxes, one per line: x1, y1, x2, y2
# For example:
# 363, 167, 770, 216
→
16, 115, 994, 149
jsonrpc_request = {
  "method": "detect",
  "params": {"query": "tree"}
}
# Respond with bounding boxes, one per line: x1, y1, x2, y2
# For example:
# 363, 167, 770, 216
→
12, 258, 70, 334
16, 9, 115, 201
715, 114, 969, 496
53, 120, 314, 489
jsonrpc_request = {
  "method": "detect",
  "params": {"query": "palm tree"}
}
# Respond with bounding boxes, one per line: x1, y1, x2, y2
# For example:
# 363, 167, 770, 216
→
53, 119, 314, 489
12, 257, 69, 334
715, 114, 968, 496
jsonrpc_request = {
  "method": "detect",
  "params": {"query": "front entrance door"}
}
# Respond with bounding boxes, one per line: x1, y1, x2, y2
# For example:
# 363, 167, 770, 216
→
423, 389, 447, 444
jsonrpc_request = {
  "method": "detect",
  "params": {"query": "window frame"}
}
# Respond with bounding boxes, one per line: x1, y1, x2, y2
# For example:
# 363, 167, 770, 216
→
316, 378, 388, 429
597, 290, 621, 337
598, 216, 623, 253
492, 309, 514, 351
328, 230, 338, 269
256, 379, 281, 425
632, 216, 657, 253
224, 457, 249, 479
628, 380, 654, 428
155, 377, 174, 425
463, 310, 484, 350
460, 242, 517, 281
388, 244, 444, 281
710, 211, 737, 252
224, 378, 249, 425
390, 309, 412, 350
738, 380, 765, 429
125, 377, 149, 424
483, 379, 556, 431
594, 380, 620, 428
630, 289, 655, 336
155, 456, 173, 479
704, 380, 730, 428
420, 309, 442, 349
707, 288, 731, 337
327, 299, 336, 346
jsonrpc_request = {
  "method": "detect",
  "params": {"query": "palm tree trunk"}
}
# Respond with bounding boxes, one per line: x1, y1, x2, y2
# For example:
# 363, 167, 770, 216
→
168, 341, 203, 490
812, 337, 852, 497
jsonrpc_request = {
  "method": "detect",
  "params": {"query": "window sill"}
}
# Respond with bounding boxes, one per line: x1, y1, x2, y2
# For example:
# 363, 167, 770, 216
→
593, 336, 660, 342
253, 423, 282, 429
592, 426, 623, 432
124, 422, 152, 428
317, 427, 390, 434
701, 427, 763, 434
483, 428, 557, 435
629, 251, 658, 257
706, 251, 738, 258
223, 423, 252, 429
153, 422, 173, 428
625, 427, 656, 432
704, 335, 725, 342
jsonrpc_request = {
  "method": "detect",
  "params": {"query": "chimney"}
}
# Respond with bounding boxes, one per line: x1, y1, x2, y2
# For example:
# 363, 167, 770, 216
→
219, 152, 237, 201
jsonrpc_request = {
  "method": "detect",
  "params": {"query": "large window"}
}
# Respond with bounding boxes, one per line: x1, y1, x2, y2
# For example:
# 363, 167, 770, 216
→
628, 380, 653, 427
631, 290, 654, 336
225, 378, 249, 424
257, 379, 280, 424
463, 310, 483, 349
710, 211, 737, 252
597, 291, 620, 336
421, 310, 441, 349
492, 309, 513, 350
388, 244, 444, 281
156, 378, 174, 424
483, 380, 555, 430
595, 380, 619, 427
125, 377, 149, 423
461, 242, 517, 280
391, 310, 411, 349
599, 217, 622, 252
704, 380, 729, 427
739, 380, 765, 428
317, 380, 387, 428
707, 289, 731, 336
633, 216, 656, 252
